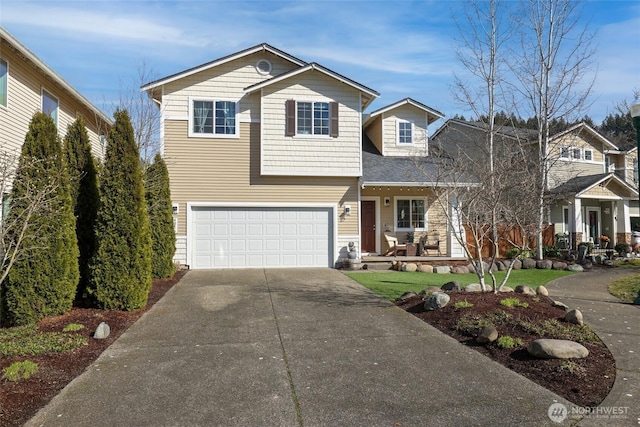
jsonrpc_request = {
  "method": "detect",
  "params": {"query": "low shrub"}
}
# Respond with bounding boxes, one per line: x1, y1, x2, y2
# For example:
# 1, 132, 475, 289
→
0, 325, 87, 357
62, 323, 85, 332
454, 300, 474, 309
543, 245, 561, 258
615, 242, 630, 256
497, 336, 523, 349
3, 360, 38, 381
499, 297, 529, 308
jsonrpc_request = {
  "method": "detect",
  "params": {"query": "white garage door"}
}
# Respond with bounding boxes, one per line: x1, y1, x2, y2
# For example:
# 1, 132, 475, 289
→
190, 207, 333, 269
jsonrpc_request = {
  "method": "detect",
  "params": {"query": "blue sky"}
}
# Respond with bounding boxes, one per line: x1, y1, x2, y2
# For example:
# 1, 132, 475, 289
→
1, 0, 638, 127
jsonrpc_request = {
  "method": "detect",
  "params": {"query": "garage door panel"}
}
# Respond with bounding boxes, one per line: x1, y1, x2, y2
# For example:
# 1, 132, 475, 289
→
191, 207, 332, 269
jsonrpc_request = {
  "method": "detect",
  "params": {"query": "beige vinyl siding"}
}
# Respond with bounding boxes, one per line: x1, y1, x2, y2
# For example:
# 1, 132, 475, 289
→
381, 105, 428, 157
0, 39, 106, 161
161, 52, 300, 123
365, 116, 383, 154
260, 70, 362, 176
548, 132, 610, 189
625, 152, 638, 184
551, 133, 605, 163
581, 180, 631, 198
164, 121, 359, 236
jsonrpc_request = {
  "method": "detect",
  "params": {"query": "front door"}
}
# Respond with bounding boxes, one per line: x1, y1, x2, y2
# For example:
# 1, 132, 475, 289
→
586, 208, 600, 243
361, 200, 376, 253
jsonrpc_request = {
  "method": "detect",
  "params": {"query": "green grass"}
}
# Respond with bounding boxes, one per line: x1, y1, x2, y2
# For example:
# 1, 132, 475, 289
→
608, 273, 640, 303
613, 258, 640, 268
2, 360, 38, 381
0, 324, 88, 357
346, 269, 574, 300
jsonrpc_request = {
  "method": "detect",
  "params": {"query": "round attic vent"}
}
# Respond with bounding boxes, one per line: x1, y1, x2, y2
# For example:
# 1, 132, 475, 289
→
256, 59, 272, 75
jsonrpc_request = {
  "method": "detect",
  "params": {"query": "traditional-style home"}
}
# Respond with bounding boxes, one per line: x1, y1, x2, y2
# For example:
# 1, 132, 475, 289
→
0, 26, 110, 216
143, 44, 466, 269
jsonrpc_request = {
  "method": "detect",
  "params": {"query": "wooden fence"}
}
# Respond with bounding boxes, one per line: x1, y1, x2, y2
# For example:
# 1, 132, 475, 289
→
464, 224, 555, 258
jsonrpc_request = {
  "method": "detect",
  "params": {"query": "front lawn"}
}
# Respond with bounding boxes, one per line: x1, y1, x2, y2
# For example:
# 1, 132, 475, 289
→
608, 273, 640, 303
345, 269, 574, 300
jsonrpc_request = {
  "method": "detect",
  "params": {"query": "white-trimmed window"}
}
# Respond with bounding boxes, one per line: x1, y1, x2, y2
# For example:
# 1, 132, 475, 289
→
397, 120, 412, 144
285, 99, 339, 138
395, 198, 426, 230
42, 89, 58, 126
571, 148, 581, 160
560, 146, 569, 159
583, 149, 593, 161
189, 98, 238, 137
0, 58, 7, 108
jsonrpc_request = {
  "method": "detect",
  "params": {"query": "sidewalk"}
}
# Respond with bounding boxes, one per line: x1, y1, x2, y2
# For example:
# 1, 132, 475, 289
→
546, 268, 640, 426
26, 268, 571, 427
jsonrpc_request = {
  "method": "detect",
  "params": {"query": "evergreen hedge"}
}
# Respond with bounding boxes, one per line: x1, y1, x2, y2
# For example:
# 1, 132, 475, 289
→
145, 153, 176, 278
63, 116, 99, 300
88, 109, 152, 310
1, 113, 79, 325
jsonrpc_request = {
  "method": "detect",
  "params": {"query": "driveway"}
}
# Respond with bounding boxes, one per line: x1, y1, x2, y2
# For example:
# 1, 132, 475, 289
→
27, 269, 569, 426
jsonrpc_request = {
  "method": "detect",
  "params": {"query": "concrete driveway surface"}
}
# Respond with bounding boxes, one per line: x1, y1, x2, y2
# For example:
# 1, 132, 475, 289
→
26, 268, 576, 427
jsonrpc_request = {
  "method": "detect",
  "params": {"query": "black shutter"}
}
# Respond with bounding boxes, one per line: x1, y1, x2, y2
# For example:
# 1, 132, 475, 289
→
285, 99, 295, 136
330, 101, 339, 137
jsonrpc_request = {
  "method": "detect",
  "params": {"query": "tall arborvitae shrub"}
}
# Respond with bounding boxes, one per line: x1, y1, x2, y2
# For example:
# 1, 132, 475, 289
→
89, 109, 151, 310
1, 113, 79, 325
145, 153, 176, 278
63, 116, 99, 301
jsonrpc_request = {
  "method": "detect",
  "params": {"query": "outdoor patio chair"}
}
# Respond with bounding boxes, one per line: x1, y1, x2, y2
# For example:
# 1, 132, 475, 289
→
420, 231, 442, 256
383, 233, 407, 256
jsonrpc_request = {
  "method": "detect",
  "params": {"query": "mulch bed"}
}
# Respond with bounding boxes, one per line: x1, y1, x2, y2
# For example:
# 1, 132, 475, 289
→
0, 270, 186, 427
396, 291, 616, 407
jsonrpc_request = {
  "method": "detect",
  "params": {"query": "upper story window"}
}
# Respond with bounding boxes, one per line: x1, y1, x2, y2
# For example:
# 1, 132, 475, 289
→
42, 89, 58, 126
397, 120, 412, 144
571, 148, 581, 160
396, 198, 425, 230
0, 58, 7, 108
189, 98, 238, 138
583, 149, 593, 162
560, 147, 569, 159
285, 99, 338, 138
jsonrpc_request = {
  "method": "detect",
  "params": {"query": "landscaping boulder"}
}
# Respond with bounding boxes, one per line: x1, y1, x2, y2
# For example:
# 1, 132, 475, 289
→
511, 259, 522, 270
434, 265, 451, 274
536, 260, 553, 270
451, 265, 469, 274
464, 283, 483, 292
94, 322, 110, 340
501, 259, 512, 269
496, 261, 506, 271
418, 264, 433, 273
396, 291, 418, 302
565, 309, 584, 326
424, 292, 451, 311
476, 326, 499, 344
553, 300, 570, 311
522, 258, 537, 269
419, 286, 442, 295
566, 264, 584, 272
527, 339, 588, 359
498, 286, 514, 292
536, 285, 549, 296
403, 263, 418, 272
514, 285, 536, 296
552, 261, 568, 270
441, 280, 461, 291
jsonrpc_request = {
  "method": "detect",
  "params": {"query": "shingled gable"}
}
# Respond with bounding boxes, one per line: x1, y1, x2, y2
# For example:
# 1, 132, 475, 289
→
140, 43, 307, 93
550, 173, 638, 198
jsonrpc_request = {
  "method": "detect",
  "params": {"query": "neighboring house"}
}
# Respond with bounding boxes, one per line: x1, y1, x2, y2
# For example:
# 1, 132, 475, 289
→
142, 44, 380, 268
0, 26, 110, 217
432, 119, 639, 250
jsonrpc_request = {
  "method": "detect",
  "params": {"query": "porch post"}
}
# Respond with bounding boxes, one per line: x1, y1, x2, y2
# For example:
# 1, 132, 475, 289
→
571, 198, 583, 249
616, 200, 631, 246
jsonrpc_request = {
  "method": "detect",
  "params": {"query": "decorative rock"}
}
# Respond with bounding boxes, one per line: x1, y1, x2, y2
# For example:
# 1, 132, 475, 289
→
94, 322, 110, 340
565, 309, 584, 326
552, 300, 570, 311
511, 259, 522, 270
418, 264, 433, 273
419, 286, 442, 295
490, 263, 499, 273
476, 326, 499, 344
496, 261, 506, 271
594, 255, 605, 264
501, 259, 512, 269
536, 285, 549, 296
581, 261, 593, 270
527, 339, 589, 359
451, 265, 469, 274
514, 285, 536, 296
604, 259, 614, 267
522, 258, 537, 269
441, 280, 461, 291
552, 261, 568, 270
466, 264, 477, 274
403, 263, 418, 272
536, 260, 553, 270
424, 292, 451, 311
566, 264, 584, 272
464, 283, 483, 292
396, 291, 418, 301
499, 286, 514, 292
434, 265, 451, 274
